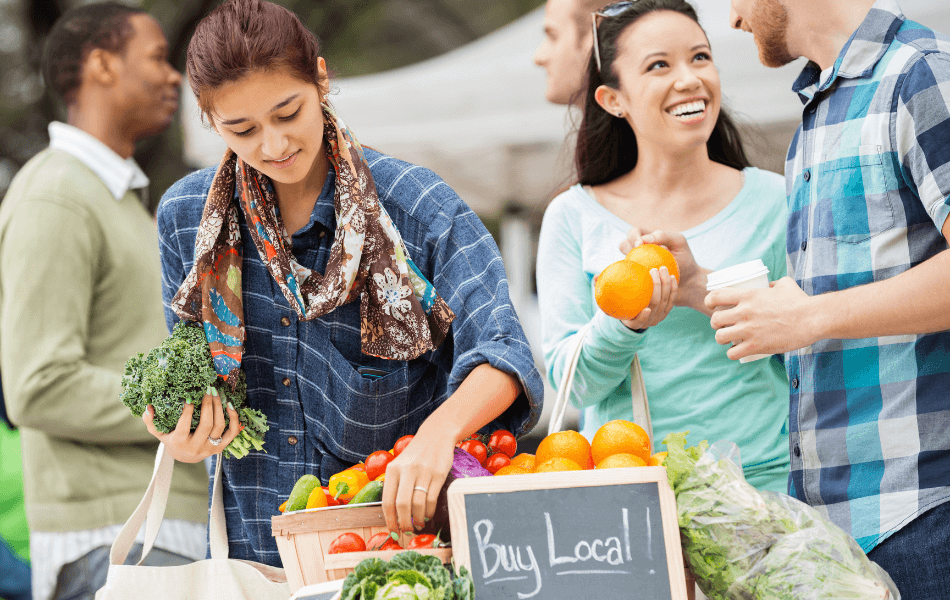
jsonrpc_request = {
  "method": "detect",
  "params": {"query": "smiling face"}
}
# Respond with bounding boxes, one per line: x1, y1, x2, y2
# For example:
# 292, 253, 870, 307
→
730, 0, 796, 68
208, 64, 328, 188
112, 14, 182, 139
595, 10, 721, 156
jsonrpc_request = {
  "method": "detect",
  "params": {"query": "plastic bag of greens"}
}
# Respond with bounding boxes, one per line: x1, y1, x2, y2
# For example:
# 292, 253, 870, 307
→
664, 432, 900, 600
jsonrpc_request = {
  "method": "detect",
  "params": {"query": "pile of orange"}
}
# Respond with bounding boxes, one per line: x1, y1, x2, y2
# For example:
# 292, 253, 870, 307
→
594, 244, 679, 320
495, 421, 667, 475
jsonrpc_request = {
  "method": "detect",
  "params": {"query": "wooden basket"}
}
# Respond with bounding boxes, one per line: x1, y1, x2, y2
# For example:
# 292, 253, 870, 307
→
271, 502, 453, 593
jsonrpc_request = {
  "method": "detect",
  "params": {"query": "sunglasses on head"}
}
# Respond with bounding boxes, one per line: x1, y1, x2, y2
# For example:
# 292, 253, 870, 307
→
592, 1, 638, 72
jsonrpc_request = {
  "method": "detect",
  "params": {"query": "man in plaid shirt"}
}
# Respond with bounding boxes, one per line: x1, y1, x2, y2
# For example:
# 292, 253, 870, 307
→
707, 0, 950, 595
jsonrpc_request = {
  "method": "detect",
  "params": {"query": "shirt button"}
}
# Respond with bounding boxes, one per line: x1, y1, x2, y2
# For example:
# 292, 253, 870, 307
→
794, 445, 801, 457
792, 378, 800, 389
288, 436, 298, 446
282, 377, 291, 387
319, 230, 326, 238
801, 241, 807, 252
803, 170, 811, 182
281, 317, 291, 326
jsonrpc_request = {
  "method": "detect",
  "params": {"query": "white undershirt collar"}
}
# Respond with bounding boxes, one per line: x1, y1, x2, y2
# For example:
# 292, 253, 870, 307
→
48, 121, 149, 201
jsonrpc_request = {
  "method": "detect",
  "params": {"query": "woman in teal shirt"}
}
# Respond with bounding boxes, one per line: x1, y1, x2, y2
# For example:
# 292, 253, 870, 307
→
537, 0, 790, 491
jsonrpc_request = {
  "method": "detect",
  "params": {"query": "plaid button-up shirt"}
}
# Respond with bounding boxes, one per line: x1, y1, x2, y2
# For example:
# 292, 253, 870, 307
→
784, 0, 950, 552
158, 148, 543, 565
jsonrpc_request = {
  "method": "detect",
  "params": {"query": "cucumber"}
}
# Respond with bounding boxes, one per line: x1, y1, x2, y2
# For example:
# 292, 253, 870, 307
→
349, 480, 384, 505
286, 474, 321, 512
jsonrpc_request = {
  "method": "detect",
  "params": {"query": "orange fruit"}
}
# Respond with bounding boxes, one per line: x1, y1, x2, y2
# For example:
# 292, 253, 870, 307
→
494, 465, 533, 476
648, 451, 669, 466
510, 453, 536, 470
625, 243, 680, 282
594, 259, 654, 320
536, 430, 594, 470
591, 420, 651, 465
596, 453, 647, 469
534, 457, 583, 473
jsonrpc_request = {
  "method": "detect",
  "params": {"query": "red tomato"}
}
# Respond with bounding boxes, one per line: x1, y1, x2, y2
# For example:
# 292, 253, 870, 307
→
367, 531, 401, 551
393, 435, 414, 457
458, 439, 489, 466
327, 532, 366, 554
485, 452, 512, 474
322, 487, 340, 507
365, 450, 395, 481
407, 534, 438, 549
488, 430, 518, 459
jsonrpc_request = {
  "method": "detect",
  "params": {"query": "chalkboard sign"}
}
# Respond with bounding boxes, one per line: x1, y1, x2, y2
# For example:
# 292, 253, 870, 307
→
448, 467, 688, 600
289, 579, 343, 600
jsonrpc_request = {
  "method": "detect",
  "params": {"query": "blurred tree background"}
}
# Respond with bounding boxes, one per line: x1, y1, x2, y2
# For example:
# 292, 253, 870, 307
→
0, 0, 544, 210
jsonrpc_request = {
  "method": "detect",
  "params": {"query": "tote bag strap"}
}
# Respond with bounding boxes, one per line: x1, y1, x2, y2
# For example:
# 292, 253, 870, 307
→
109, 444, 230, 567
547, 322, 654, 453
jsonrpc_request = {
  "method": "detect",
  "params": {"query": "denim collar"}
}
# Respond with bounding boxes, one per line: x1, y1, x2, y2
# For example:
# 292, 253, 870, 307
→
792, 0, 904, 103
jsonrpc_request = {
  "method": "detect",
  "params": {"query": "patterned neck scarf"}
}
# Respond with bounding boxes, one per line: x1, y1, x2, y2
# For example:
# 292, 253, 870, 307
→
172, 104, 455, 384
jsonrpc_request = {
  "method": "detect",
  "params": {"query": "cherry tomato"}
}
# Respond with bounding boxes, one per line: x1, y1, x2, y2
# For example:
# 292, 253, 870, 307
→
328, 532, 366, 554
485, 452, 512, 474
367, 531, 401, 551
458, 439, 489, 466
365, 450, 395, 481
393, 435, 414, 457
488, 430, 518, 459
407, 533, 438, 549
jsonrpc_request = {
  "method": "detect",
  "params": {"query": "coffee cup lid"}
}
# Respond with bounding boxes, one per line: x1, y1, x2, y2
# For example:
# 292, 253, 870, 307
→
706, 259, 770, 291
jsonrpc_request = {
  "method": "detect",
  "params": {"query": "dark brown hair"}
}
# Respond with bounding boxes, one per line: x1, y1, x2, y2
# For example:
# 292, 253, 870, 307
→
43, 2, 146, 106
576, 0, 750, 186
186, 0, 327, 120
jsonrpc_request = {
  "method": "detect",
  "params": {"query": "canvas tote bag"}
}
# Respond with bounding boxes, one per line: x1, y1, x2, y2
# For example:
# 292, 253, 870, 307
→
547, 321, 653, 452
95, 443, 290, 599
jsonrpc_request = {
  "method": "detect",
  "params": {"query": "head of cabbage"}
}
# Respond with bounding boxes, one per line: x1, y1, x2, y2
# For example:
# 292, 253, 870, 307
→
373, 571, 434, 600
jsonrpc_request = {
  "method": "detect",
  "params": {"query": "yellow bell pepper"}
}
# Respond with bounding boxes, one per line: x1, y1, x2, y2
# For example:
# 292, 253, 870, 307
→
328, 468, 369, 502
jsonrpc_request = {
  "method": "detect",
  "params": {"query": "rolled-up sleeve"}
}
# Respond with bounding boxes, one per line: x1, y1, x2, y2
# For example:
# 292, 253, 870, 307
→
895, 53, 950, 231
426, 204, 543, 438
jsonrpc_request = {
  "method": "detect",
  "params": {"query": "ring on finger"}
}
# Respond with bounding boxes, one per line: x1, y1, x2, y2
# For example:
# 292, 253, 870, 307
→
413, 486, 428, 494
208, 435, 223, 446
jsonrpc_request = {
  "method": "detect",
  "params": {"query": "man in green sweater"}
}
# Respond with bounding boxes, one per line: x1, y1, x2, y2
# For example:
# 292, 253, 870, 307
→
0, 4, 209, 598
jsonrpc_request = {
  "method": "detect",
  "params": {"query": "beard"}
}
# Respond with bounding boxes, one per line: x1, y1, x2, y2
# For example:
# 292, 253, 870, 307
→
752, 0, 796, 68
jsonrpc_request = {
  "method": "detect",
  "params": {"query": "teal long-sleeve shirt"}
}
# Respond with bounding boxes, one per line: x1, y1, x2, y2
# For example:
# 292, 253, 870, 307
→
536, 168, 791, 492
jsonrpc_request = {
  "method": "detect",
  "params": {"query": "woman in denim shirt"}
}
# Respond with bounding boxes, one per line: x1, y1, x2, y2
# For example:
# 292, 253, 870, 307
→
142, 0, 543, 566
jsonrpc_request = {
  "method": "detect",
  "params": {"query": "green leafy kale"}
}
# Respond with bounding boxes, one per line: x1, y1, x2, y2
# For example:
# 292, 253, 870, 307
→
341, 551, 473, 600
120, 321, 267, 459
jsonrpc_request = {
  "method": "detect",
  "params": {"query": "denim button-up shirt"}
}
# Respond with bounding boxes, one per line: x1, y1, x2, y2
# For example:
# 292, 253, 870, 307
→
784, 0, 950, 552
157, 148, 543, 565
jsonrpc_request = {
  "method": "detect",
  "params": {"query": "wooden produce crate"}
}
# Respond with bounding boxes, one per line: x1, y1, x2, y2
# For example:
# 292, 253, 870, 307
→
272, 501, 453, 593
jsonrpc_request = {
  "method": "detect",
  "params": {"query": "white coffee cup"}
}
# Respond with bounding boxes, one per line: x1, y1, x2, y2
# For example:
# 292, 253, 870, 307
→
706, 259, 771, 363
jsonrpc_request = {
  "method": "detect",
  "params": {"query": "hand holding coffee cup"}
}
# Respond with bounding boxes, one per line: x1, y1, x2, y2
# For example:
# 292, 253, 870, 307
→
706, 259, 771, 363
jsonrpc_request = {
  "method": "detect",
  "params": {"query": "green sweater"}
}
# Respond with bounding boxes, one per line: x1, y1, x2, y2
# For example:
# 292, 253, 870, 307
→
0, 149, 208, 532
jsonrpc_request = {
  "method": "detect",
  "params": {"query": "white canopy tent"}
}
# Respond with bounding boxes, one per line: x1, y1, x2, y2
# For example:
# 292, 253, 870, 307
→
183, 0, 950, 214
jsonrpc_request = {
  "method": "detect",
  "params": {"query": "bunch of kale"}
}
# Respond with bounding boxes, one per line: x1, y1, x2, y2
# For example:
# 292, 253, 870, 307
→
120, 321, 267, 459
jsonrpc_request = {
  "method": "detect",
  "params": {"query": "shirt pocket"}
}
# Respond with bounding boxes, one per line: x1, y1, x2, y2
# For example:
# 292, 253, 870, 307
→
815, 145, 898, 244
317, 338, 414, 461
